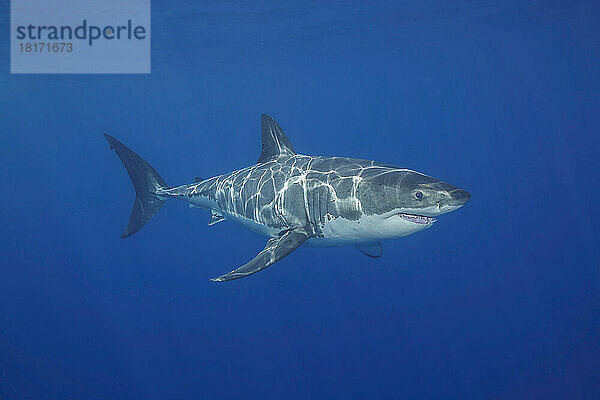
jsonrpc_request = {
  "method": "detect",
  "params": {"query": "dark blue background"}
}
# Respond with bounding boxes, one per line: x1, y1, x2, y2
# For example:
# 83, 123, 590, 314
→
1, 1, 599, 399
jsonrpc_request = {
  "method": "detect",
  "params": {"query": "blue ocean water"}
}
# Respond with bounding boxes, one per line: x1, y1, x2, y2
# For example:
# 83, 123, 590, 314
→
1, 1, 599, 398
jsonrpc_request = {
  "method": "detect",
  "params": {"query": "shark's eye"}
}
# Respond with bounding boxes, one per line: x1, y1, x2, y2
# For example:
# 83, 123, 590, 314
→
415, 191, 423, 200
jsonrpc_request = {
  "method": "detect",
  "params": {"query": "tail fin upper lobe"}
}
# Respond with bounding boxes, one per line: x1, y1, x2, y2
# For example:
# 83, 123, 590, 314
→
104, 134, 167, 238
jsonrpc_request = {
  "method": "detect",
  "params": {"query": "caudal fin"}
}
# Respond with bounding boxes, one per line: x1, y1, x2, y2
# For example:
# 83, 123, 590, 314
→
104, 134, 168, 238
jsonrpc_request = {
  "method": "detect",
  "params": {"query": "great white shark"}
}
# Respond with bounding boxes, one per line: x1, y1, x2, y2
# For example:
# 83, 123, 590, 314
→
105, 114, 470, 281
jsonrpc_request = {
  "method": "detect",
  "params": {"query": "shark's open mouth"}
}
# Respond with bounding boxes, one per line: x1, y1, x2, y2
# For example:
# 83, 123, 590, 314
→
399, 213, 436, 224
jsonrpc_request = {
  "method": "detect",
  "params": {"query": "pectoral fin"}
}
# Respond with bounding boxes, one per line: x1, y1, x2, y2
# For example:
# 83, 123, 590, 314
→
355, 242, 383, 258
211, 229, 309, 282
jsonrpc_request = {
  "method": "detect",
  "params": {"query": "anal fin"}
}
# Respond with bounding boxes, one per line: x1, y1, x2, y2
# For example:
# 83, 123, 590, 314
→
211, 229, 309, 281
355, 242, 383, 258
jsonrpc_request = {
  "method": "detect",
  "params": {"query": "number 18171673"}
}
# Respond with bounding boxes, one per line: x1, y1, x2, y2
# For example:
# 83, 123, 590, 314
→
19, 42, 73, 52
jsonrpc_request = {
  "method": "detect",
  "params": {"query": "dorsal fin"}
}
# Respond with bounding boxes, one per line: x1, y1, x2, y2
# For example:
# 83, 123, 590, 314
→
257, 114, 296, 163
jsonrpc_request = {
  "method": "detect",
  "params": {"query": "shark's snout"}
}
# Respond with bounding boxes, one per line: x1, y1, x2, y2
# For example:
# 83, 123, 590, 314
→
449, 189, 471, 207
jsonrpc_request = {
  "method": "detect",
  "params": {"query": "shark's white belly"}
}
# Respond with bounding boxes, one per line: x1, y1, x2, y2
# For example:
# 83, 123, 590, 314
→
309, 213, 432, 247
223, 211, 280, 237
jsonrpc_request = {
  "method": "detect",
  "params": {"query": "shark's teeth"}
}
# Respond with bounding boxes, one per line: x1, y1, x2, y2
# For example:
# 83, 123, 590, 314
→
399, 213, 435, 224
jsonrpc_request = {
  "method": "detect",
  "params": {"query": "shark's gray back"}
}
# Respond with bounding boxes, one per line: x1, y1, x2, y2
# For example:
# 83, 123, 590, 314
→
191, 155, 313, 232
